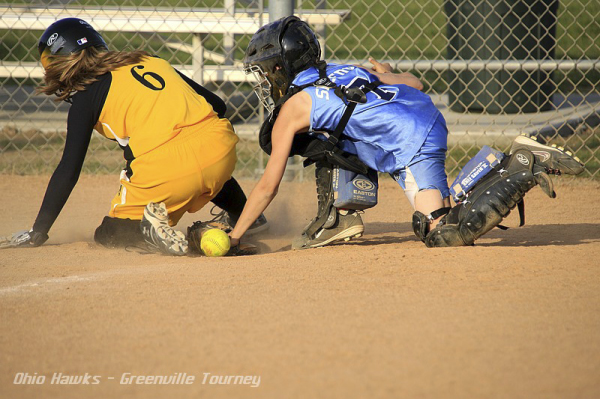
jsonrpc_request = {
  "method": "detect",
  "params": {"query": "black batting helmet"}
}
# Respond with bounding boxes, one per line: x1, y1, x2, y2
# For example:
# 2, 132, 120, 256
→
38, 18, 108, 68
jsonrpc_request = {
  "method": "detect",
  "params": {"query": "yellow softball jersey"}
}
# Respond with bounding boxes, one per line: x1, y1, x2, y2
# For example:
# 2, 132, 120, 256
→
94, 56, 236, 158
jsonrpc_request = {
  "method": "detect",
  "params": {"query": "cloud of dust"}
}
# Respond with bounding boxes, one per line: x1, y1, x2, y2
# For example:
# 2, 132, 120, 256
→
266, 197, 314, 240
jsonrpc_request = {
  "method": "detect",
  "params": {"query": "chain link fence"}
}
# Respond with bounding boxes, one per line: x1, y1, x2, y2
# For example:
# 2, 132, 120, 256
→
1, 0, 598, 179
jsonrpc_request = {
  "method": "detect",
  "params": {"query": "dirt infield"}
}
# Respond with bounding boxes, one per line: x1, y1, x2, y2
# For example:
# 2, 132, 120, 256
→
1, 174, 599, 399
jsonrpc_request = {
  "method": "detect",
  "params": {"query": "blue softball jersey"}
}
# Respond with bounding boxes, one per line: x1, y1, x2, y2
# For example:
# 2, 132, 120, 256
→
292, 63, 442, 173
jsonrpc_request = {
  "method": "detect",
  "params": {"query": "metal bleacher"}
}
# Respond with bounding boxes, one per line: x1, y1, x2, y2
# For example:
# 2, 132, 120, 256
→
0, 6, 351, 84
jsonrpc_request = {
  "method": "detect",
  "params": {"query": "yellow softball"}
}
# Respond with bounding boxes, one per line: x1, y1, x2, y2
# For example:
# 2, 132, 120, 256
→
200, 228, 231, 257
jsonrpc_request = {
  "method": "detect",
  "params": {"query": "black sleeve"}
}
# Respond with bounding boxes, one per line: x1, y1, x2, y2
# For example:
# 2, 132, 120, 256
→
175, 69, 227, 118
32, 74, 111, 235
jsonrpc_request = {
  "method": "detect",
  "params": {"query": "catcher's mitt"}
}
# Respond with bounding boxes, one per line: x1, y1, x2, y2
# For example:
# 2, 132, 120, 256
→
187, 221, 224, 255
228, 242, 259, 256
186, 221, 258, 256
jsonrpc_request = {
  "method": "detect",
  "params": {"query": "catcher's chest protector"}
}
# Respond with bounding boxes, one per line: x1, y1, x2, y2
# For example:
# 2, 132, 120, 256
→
423, 149, 543, 247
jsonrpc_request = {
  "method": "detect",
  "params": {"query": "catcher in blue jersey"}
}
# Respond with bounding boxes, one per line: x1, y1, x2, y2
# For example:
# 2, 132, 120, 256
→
229, 16, 584, 249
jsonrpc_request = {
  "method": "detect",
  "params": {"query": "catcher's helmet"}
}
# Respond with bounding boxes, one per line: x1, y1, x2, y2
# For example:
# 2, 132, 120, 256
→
38, 18, 108, 68
243, 16, 321, 112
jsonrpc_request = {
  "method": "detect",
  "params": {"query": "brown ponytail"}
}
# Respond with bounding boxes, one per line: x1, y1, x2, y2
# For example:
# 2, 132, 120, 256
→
39, 46, 151, 101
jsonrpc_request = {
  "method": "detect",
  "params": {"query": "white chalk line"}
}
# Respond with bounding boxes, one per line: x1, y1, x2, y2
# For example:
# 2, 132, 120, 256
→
0, 269, 128, 296
0, 262, 185, 296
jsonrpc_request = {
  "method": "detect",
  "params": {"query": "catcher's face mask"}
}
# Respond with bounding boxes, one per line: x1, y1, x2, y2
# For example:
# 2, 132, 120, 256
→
244, 57, 291, 114
245, 64, 275, 113
244, 17, 316, 114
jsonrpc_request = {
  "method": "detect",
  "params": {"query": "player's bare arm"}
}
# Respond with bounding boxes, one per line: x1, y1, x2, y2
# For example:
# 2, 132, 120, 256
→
361, 57, 424, 91
229, 92, 312, 246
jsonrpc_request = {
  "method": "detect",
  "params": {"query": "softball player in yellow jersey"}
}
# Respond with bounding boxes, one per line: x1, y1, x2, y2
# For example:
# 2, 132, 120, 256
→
95, 55, 238, 222
0, 18, 267, 255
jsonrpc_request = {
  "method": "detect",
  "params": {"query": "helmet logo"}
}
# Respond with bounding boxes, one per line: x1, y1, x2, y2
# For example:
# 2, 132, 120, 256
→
516, 153, 530, 166
77, 37, 88, 45
47, 33, 58, 46
353, 179, 375, 191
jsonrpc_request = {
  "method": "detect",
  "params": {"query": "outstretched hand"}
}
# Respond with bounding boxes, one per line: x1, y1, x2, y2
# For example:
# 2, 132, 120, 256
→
368, 57, 393, 74
0, 230, 48, 249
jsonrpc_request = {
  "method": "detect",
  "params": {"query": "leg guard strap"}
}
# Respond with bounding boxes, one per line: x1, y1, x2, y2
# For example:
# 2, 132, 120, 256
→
412, 207, 451, 242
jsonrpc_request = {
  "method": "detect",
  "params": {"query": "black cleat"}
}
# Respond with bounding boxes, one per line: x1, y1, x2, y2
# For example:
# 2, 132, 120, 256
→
510, 133, 584, 175
291, 209, 364, 250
